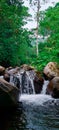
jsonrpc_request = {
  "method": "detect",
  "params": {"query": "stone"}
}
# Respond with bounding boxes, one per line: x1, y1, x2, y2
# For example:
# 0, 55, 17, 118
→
0, 78, 19, 106
6, 67, 20, 75
34, 75, 44, 94
20, 64, 35, 71
4, 67, 20, 82
0, 66, 5, 76
43, 62, 59, 80
46, 77, 59, 98
4, 73, 10, 82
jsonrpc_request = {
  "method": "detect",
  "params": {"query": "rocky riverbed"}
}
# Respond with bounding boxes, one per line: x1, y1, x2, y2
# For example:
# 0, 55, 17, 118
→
0, 62, 59, 99
0, 62, 59, 130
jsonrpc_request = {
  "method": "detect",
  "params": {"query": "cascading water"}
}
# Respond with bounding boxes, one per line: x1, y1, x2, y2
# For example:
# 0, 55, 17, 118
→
9, 69, 35, 94
20, 79, 51, 105
9, 69, 49, 96
19, 79, 59, 130
26, 71, 35, 94
41, 80, 49, 94
9, 69, 59, 130
10, 75, 14, 86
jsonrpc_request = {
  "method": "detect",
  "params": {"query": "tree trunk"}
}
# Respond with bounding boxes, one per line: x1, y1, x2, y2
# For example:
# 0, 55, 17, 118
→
36, 0, 40, 56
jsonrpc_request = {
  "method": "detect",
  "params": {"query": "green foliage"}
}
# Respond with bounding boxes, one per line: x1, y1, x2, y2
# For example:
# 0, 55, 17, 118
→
0, 0, 59, 71
40, 3, 59, 37
31, 41, 59, 71
30, 3, 59, 71
0, 0, 31, 67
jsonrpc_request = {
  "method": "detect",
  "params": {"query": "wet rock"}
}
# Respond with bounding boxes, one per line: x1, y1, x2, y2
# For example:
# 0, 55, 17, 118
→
4, 67, 20, 82
21, 67, 43, 94
6, 66, 13, 71
34, 72, 44, 94
20, 64, 34, 71
4, 73, 10, 82
0, 78, 19, 106
6, 67, 20, 75
43, 62, 59, 80
8, 64, 44, 94
0, 66, 5, 76
46, 77, 59, 98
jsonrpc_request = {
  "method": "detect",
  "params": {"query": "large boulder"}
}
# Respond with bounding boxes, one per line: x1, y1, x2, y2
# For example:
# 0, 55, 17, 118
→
0, 66, 5, 76
0, 78, 19, 106
4, 67, 20, 82
34, 71, 44, 93
46, 77, 59, 98
43, 62, 59, 80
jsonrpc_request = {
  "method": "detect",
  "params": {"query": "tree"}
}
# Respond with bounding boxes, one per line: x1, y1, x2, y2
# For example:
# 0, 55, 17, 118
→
29, 0, 50, 56
39, 2, 59, 45
29, 2, 59, 71
0, 0, 31, 67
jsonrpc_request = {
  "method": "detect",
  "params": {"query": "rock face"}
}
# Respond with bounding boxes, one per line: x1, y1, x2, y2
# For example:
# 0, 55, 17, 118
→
43, 62, 59, 80
20, 64, 34, 71
0, 66, 5, 76
7, 64, 44, 94
4, 67, 20, 82
46, 77, 59, 98
34, 71, 44, 93
4, 73, 10, 82
0, 78, 19, 106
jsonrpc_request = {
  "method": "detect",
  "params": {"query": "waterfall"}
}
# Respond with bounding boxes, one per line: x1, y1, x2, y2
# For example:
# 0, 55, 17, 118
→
41, 80, 49, 94
9, 70, 49, 95
10, 75, 14, 86
16, 72, 22, 94
21, 71, 35, 94
9, 70, 35, 94
26, 71, 35, 94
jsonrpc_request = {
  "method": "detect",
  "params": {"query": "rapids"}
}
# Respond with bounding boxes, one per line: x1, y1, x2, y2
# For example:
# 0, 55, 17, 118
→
19, 79, 59, 130
0, 74, 59, 130
19, 94, 59, 130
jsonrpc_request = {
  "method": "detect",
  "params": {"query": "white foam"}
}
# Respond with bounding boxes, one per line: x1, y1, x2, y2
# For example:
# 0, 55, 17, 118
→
0, 76, 3, 79
41, 80, 49, 94
20, 94, 53, 105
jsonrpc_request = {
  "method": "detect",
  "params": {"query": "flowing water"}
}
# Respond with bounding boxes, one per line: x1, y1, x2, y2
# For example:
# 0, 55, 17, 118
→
0, 94, 59, 130
41, 80, 49, 94
20, 94, 59, 130
0, 73, 59, 130
10, 69, 36, 94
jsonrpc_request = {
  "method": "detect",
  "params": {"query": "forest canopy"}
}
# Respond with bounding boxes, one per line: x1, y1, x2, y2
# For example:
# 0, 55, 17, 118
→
0, 0, 32, 67
0, 0, 59, 70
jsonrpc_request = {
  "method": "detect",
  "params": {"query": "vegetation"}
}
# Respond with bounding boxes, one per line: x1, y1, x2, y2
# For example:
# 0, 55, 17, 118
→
31, 3, 59, 71
0, 0, 32, 67
0, 0, 59, 71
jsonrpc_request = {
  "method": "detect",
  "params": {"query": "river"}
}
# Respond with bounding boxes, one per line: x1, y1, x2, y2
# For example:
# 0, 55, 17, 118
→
0, 94, 59, 130
0, 69, 59, 130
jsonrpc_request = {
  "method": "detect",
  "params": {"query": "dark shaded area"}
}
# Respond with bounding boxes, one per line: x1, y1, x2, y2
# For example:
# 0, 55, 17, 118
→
43, 73, 49, 80
0, 102, 26, 130
43, 73, 54, 81
0, 107, 14, 130
34, 76, 44, 94
52, 88, 59, 98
